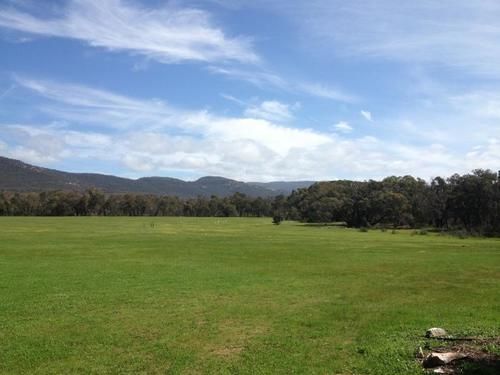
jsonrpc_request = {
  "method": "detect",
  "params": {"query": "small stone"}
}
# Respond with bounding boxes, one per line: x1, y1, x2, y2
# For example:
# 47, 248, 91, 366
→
433, 368, 446, 374
423, 352, 467, 368
425, 327, 448, 338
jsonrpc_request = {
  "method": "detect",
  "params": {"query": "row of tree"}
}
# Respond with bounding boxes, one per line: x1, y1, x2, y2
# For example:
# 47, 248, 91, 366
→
286, 169, 500, 235
0, 191, 276, 218
1, 169, 498, 235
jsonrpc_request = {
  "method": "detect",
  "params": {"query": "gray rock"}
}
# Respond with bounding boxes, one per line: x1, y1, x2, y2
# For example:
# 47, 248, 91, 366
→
425, 327, 448, 338
432, 368, 446, 374
423, 352, 467, 368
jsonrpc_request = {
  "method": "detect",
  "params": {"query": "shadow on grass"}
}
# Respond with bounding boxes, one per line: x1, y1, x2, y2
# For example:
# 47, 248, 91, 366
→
459, 359, 500, 375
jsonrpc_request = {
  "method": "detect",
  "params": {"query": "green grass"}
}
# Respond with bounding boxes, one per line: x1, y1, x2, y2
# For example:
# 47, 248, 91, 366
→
0, 217, 499, 374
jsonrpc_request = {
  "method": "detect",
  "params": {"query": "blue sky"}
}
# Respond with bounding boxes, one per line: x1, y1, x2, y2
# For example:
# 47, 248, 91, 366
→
0, 0, 499, 181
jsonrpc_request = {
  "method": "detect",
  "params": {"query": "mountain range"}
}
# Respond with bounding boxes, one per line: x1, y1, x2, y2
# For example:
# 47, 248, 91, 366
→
0, 156, 314, 197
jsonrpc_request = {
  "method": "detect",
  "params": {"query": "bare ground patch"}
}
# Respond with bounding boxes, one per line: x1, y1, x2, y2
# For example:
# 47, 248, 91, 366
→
419, 337, 500, 374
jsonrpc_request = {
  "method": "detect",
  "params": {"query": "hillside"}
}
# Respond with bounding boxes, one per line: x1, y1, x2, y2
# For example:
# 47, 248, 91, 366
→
0, 156, 313, 197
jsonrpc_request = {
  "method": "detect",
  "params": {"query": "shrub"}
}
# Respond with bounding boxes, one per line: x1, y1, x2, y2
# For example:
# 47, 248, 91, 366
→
272, 215, 283, 225
455, 229, 468, 239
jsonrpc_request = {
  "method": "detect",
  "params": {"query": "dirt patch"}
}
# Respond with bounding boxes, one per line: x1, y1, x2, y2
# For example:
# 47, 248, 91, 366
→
420, 337, 500, 374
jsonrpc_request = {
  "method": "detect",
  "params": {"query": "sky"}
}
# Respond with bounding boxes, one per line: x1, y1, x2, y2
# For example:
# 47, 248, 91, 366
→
0, 0, 499, 182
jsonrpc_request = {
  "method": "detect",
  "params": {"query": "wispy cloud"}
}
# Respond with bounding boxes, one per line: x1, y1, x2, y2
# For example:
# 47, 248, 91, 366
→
270, 0, 500, 77
0, 84, 15, 101
360, 110, 372, 121
14, 76, 185, 131
215, 1, 500, 77
299, 82, 358, 103
209, 66, 357, 103
0, 0, 258, 64
244, 100, 299, 122
220, 93, 247, 106
333, 121, 353, 133
0, 1, 357, 103
208, 66, 287, 89
449, 91, 500, 120
221, 94, 300, 122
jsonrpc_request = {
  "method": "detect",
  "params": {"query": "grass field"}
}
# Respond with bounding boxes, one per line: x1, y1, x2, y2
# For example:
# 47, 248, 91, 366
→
0, 217, 499, 374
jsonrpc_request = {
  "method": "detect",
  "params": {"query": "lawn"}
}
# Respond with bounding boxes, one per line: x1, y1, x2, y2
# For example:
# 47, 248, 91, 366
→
0, 217, 499, 374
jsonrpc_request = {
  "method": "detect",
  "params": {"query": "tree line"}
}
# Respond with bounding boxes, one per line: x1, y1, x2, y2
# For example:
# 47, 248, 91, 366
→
1, 169, 499, 235
0, 191, 276, 218
286, 169, 500, 235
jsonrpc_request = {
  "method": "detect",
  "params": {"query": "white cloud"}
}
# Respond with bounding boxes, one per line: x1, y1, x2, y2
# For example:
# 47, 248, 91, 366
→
244, 100, 298, 122
333, 121, 353, 133
361, 110, 372, 121
299, 83, 358, 103
1, 125, 67, 164
1, 123, 114, 163
6, 77, 500, 181
205, 117, 329, 156
465, 139, 500, 169
0, 0, 258, 64
10, 78, 331, 174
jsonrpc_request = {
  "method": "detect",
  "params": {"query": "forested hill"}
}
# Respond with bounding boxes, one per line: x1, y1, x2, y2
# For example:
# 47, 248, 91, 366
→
0, 156, 313, 197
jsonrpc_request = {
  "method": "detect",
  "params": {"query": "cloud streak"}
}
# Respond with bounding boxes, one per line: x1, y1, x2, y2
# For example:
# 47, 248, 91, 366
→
214, 0, 500, 77
361, 110, 372, 122
281, 0, 500, 77
209, 66, 357, 103
0, 1, 358, 103
0, 0, 258, 64
299, 83, 358, 103
244, 100, 299, 122
333, 121, 353, 133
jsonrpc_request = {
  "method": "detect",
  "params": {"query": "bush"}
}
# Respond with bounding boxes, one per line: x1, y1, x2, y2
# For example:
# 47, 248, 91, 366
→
359, 227, 369, 233
272, 215, 283, 225
454, 229, 469, 239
